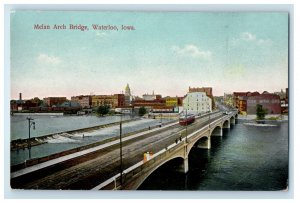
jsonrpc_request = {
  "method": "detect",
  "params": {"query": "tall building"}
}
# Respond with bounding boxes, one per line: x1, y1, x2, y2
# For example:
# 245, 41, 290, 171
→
189, 86, 215, 109
183, 92, 212, 114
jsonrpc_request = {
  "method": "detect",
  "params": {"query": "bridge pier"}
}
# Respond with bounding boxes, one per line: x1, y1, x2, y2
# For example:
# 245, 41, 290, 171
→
178, 157, 189, 173
211, 126, 223, 136
196, 136, 211, 149
230, 118, 236, 125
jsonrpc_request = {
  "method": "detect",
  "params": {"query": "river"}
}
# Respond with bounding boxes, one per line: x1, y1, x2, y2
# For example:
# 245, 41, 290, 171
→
10, 115, 173, 165
138, 119, 289, 190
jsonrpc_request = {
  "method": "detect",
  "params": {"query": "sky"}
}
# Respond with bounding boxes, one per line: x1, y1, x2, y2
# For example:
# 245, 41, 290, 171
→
10, 11, 288, 99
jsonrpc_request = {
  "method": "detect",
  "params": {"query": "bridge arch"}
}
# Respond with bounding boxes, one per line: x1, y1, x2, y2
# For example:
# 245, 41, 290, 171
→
222, 119, 230, 129
211, 125, 223, 137
135, 156, 185, 190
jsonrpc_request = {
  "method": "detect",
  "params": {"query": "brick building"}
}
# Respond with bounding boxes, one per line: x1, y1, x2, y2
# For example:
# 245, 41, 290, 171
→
43, 97, 67, 107
233, 91, 260, 113
247, 93, 281, 114
92, 94, 125, 108
71, 95, 92, 108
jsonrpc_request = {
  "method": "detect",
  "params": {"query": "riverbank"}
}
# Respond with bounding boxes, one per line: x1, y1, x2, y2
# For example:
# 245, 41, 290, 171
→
237, 114, 288, 121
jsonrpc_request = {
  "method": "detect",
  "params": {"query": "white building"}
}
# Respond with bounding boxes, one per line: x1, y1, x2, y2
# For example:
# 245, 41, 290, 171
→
183, 92, 212, 114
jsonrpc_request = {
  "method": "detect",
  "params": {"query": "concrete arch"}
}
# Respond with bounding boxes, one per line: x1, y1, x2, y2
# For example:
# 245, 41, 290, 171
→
135, 155, 185, 190
186, 130, 211, 156
222, 119, 230, 129
210, 125, 223, 137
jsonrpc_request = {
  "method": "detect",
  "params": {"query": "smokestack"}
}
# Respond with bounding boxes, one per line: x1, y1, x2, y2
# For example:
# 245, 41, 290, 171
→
19, 93, 22, 101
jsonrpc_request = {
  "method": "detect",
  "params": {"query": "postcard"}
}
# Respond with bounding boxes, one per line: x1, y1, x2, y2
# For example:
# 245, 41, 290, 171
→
10, 10, 289, 191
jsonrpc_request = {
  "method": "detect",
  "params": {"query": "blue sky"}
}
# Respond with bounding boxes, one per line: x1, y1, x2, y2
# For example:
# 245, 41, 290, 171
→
10, 11, 288, 99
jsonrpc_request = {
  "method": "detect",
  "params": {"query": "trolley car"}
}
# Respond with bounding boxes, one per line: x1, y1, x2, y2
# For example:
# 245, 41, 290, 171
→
179, 114, 195, 126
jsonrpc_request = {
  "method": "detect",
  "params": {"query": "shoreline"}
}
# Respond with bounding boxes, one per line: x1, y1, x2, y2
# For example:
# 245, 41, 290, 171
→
237, 114, 288, 121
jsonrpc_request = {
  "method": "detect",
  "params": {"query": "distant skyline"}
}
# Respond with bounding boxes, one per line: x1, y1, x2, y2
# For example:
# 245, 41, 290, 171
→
11, 11, 288, 100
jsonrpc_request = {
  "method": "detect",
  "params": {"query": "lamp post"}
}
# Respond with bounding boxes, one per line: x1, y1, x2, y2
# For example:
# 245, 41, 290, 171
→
26, 117, 35, 160
119, 112, 123, 188
185, 109, 188, 143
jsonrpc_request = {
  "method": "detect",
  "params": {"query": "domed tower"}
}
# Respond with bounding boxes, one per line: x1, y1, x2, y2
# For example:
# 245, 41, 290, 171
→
124, 84, 132, 106
125, 83, 131, 96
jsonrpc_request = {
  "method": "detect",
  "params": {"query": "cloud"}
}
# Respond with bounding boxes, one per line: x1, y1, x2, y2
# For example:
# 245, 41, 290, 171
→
233, 32, 272, 46
172, 44, 212, 60
95, 31, 107, 38
37, 54, 61, 65
241, 32, 256, 41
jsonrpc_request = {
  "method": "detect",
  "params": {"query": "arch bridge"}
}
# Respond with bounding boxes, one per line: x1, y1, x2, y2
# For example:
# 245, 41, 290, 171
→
94, 111, 238, 190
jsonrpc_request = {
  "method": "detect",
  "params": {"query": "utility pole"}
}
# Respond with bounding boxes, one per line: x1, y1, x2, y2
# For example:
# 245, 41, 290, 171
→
119, 113, 123, 188
185, 109, 188, 143
26, 117, 35, 160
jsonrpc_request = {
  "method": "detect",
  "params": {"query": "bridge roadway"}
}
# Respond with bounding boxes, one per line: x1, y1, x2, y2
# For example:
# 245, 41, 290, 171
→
11, 111, 229, 190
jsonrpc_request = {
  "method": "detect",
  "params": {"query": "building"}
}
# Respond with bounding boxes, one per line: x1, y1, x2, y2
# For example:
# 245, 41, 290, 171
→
43, 97, 67, 107
188, 86, 215, 109
124, 84, 133, 106
233, 91, 260, 113
10, 93, 25, 111
165, 97, 178, 107
92, 94, 125, 108
71, 95, 92, 108
142, 91, 162, 101
247, 93, 281, 114
274, 88, 288, 114
183, 92, 212, 114
132, 99, 165, 109
274, 89, 286, 100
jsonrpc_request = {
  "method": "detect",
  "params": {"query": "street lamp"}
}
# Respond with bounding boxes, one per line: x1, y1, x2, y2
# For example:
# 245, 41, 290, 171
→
26, 117, 35, 160
119, 112, 123, 188
185, 109, 188, 143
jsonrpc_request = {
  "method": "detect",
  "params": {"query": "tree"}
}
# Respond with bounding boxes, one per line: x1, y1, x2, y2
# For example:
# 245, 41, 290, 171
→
256, 104, 267, 120
97, 105, 110, 116
138, 106, 147, 116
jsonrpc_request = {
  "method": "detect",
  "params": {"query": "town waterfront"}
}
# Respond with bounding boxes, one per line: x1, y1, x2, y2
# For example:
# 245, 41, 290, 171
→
139, 119, 288, 190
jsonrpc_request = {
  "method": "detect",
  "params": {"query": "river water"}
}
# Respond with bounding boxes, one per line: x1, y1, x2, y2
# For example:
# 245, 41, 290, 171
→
10, 115, 173, 165
138, 120, 289, 191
